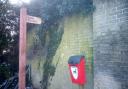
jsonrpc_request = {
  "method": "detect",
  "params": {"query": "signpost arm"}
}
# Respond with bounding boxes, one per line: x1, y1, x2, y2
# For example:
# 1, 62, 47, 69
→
19, 6, 27, 89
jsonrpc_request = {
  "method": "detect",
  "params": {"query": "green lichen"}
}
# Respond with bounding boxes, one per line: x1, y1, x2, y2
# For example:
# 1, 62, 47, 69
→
40, 21, 64, 89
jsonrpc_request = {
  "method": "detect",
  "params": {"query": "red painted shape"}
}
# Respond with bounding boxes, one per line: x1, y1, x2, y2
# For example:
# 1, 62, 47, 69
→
68, 57, 87, 85
19, 6, 27, 89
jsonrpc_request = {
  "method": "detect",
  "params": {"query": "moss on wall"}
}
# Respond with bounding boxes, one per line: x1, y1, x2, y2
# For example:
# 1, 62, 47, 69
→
27, 21, 64, 89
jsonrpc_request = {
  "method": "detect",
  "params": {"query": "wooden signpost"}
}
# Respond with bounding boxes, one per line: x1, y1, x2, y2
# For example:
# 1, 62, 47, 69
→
19, 6, 42, 89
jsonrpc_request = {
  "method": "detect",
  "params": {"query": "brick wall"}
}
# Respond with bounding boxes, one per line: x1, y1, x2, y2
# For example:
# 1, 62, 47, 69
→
27, 14, 93, 89
49, 15, 93, 89
93, 0, 128, 89
27, 0, 128, 89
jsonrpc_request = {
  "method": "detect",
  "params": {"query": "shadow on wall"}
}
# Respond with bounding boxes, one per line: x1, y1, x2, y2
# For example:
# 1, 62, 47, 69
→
40, 21, 64, 89
94, 71, 121, 89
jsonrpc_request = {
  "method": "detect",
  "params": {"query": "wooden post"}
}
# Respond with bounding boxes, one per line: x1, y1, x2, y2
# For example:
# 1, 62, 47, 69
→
18, 4, 42, 89
19, 6, 27, 89
79, 85, 84, 89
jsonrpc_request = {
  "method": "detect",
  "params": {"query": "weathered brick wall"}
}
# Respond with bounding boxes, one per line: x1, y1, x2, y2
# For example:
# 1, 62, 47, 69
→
49, 14, 93, 89
93, 0, 128, 89
27, 14, 93, 89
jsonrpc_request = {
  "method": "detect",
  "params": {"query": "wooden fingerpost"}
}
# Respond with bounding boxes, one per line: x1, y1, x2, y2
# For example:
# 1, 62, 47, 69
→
19, 5, 42, 89
19, 6, 27, 89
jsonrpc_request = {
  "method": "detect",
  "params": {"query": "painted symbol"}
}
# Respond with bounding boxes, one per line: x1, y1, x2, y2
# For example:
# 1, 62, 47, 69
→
71, 66, 78, 79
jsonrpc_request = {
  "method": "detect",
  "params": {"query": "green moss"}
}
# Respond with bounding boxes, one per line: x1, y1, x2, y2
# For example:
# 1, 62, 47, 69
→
40, 21, 64, 89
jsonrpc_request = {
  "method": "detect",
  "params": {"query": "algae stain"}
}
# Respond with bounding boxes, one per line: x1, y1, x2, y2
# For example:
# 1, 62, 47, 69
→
41, 21, 64, 89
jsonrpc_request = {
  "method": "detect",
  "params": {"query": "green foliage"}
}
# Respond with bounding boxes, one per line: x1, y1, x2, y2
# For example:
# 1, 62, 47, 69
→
0, 63, 11, 84
0, 0, 19, 84
41, 22, 64, 89
0, 0, 19, 56
29, 0, 95, 23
